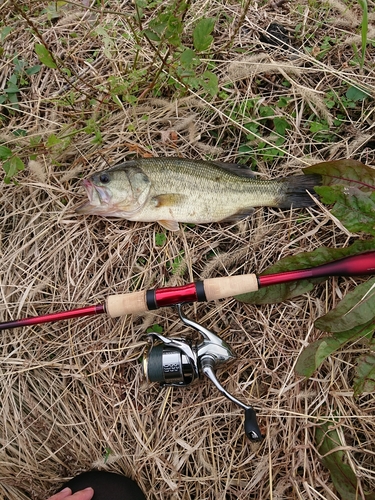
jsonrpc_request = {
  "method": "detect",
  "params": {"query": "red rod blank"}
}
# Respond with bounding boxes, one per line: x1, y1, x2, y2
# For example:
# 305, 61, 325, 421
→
258, 251, 375, 287
0, 304, 105, 331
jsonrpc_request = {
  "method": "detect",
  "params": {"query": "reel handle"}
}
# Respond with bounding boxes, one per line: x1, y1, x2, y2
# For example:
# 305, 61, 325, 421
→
200, 356, 263, 441
244, 407, 263, 441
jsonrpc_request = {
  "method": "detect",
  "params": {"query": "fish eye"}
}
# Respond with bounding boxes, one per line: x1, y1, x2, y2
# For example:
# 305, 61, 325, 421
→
99, 173, 110, 184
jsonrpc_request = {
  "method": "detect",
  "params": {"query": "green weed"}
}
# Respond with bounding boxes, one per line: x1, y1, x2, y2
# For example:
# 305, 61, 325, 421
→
146, 324, 163, 334
236, 98, 292, 164
0, 57, 41, 114
134, 0, 218, 97
0, 146, 25, 184
155, 232, 167, 247
357, 0, 368, 69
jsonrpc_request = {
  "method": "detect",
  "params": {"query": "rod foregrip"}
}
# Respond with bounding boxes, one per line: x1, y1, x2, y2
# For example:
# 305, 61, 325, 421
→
106, 290, 148, 318
105, 274, 260, 318
203, 274, 259, 301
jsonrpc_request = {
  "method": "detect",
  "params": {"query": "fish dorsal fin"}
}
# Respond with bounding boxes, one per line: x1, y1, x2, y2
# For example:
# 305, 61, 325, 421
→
210, 161, 256, 178
152, 193, 186, 207
158, 220, 180, 231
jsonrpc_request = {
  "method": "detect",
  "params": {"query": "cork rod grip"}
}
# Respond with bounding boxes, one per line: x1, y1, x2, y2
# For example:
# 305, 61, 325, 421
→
106, 274, 259, 318
106, 290, 148, 318
203, 274, 259, 301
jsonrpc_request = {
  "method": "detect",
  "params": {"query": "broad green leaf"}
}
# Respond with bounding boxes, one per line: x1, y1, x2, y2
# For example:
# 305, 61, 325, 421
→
8, 92, 19, 108
46, 134, 62, 147
35, 43, 57, 69
303, 159, 375, 190
236, 240, 375, 305
3, 156, 25, 182
0, 26, 12, 42
354, 350, 375, 396
134, 0, 147, 9
316, 420, 375, 499
179, 48, 199, 69
315, 184, 344, 204
5, 84, 19, 95
143, 29, 160, 42
310, 120, 329, 133
193, 18, 215, 52
346, 85, 370, 101
236, 278, 318, 305
7, 73, 19, 90
315, 185, 375, 236
315, 277, 375, 332
295, 320, 375, 378
148, 16, 167, 35
25, 65, 41, 76
0, 145, 12, 160
274, 117, 290, 136
13, 129, 27, 137
304, 159, 375, 236
183, 75, 201, 90
259, 105, 274, 118
166, 15, 183, 45
200, 71, 218, 97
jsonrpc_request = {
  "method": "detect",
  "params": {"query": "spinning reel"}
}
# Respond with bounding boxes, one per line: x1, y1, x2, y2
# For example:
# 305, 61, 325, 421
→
143, 304, 263, 442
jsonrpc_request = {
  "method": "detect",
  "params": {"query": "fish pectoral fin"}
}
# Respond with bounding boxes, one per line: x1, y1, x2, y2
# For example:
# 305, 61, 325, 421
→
152, 193, 186, 207
219, 207, 255, 223
158, 220, 180, 231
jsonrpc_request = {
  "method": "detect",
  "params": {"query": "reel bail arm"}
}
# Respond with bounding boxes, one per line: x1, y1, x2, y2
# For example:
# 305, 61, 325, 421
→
143, 304, 263, 442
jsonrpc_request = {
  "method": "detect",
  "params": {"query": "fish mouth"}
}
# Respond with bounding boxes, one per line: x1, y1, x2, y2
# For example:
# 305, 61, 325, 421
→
75, 179, 112, 214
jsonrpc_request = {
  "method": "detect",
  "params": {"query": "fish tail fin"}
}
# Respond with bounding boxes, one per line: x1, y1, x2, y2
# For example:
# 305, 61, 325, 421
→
277, 174, 321, 208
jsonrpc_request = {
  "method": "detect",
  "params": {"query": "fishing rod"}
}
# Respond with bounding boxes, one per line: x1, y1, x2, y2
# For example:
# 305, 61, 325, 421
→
1, 251, 374, 331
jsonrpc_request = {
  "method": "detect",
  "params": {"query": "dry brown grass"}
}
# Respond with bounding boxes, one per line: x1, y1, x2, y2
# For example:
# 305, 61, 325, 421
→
1, 0, 375, 498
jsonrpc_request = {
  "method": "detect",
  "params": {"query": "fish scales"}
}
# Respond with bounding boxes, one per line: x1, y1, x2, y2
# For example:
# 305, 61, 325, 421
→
135, 158, 283, 220
76, 157, 321, 231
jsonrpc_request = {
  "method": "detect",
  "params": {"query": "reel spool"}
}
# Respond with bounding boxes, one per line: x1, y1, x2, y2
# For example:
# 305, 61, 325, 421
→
143, 304, 263, 442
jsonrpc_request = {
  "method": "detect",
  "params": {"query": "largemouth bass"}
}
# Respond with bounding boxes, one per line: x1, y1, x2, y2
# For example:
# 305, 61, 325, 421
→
76, 157, 320, 231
